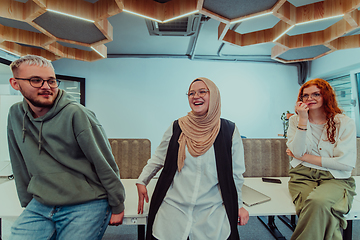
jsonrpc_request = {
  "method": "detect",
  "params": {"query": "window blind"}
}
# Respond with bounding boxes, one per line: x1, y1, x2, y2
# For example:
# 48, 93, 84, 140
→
327, 75, 355, 119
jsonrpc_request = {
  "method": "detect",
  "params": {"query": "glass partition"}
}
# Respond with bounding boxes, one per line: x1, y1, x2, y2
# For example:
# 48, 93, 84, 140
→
0, 57, 85, 105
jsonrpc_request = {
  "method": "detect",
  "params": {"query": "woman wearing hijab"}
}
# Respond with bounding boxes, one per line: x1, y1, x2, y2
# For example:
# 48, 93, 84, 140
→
286, 78, 357, 240
136, 77, 249, 240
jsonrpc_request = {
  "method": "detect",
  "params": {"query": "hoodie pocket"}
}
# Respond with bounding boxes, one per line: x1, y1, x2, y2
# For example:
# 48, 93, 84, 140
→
27, 172, 101, 206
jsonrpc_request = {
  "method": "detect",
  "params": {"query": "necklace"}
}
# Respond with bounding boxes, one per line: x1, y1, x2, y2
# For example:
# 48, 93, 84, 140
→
309, 118, 326, 125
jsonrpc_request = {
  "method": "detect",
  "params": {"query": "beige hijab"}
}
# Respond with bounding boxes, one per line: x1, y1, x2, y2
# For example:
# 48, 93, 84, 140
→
177, 77, 221, 171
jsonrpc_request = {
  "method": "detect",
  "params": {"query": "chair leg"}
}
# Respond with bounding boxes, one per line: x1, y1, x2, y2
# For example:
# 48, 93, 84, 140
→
342, 220, 352, 240
137, 225, 145, 240
257, 216, 287, 240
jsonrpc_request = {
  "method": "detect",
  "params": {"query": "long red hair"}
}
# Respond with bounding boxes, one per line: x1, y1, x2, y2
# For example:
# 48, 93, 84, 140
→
297, 78, 343, 144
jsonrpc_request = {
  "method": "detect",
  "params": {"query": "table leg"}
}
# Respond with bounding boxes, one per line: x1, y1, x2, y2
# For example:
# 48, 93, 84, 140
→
278, 215, 296, 231
257, 216, 286, 240
342, 220, 352, 240
137, 225, 145, 240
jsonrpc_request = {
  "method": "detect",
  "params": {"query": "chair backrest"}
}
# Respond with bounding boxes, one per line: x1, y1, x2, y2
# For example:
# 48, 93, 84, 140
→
352, 138, 360, 176
242, 138, 289, 177
242, 138, 360, 177
109, 138, 151, 179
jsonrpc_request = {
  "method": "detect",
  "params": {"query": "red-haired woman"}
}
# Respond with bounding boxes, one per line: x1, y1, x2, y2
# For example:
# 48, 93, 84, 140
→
286, 78, 357, 240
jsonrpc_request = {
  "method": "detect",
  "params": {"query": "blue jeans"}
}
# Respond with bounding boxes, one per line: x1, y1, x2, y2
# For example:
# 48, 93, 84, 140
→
10, 198, 111, 240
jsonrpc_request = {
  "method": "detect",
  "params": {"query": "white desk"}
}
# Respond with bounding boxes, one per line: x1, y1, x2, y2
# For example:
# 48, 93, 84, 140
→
243, 177, 360, 220
122, 179, 156, 225
1, 177, 359, 240
243, 177, 295, 216
0, 179, 23, 218
242, 177, 360, 240
0, 179, 157, 240
0, 179, 157, 220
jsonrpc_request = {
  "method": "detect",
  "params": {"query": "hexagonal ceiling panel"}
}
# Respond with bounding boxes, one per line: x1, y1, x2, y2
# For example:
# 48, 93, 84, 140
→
0, 0, 123, 61
277, 45, 331, 61
34, 11, 107, 44
2, 0, 360, 63
203, 0, 278, 19
213, 0, 360, 63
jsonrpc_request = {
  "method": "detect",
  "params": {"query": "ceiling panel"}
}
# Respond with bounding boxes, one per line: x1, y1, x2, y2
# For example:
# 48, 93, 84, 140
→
1, 0, 360, 64
287, 0, 324, 7
287, 17, 343, 36
278, 45, 331, 61
234, 14, 280, 34
58, 42, 93, 52
34, 12, 106, 44
0, 16, 41, 33
106, 12, 190, 55
203, 0, 278, 19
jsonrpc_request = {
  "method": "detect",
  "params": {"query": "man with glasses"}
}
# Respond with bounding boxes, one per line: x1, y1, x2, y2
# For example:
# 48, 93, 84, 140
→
7, 55, 125, 240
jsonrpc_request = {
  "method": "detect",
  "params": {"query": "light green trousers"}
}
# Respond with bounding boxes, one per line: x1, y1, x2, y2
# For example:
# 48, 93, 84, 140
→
288, 165, 356, 240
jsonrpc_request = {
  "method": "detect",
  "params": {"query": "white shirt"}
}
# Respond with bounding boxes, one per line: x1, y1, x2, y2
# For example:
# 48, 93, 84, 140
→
287, 114, 356, 179
137, 122, 245, 240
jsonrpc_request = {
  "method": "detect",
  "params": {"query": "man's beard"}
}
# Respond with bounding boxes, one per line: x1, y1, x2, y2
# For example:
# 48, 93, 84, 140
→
24, 95, 55, 108
19, 86, 56, 108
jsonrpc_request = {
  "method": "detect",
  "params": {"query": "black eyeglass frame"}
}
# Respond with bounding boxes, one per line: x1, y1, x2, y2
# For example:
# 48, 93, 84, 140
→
15, 77, 61, 88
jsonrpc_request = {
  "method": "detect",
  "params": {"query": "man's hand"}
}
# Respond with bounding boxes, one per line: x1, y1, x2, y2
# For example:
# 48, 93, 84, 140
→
109, 211, 124, 226
238, 207, 249, 226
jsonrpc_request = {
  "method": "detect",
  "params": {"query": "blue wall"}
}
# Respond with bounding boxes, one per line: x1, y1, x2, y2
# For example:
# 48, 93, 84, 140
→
53, 58, 299, 153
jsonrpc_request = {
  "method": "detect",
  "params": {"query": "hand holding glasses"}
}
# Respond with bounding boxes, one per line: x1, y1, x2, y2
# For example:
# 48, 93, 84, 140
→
15, 77, 61, 88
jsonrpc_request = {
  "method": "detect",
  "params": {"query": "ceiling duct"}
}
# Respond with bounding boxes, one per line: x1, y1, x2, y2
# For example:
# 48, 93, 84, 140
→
145, 14, 202, 36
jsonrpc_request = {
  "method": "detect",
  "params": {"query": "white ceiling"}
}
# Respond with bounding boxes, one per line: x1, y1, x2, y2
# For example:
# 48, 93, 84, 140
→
105, 11, 276, 58
1, 0, 359, 79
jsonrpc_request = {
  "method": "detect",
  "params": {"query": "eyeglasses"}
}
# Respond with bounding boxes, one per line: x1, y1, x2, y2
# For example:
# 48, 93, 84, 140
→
186, 89, 209, 98
300, 92, 321, 101
15, 77, 61, 88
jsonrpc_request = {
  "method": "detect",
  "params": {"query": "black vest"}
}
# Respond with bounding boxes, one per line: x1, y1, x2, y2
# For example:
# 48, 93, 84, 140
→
146, 118, 239, 240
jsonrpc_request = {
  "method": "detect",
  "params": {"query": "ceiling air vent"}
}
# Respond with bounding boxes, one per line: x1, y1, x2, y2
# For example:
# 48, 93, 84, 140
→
145, 14, 202, 36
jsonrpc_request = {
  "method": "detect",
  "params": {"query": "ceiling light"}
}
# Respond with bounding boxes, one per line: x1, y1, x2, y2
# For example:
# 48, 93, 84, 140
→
296, 14, 344, 25
0, 47, 20, 57
163, 10, 199, 23
123, 9, 162, 23
273, 25, 295, 42
91, 47, 106, 58
231, 12, 273, 24
47, 9, 94, 23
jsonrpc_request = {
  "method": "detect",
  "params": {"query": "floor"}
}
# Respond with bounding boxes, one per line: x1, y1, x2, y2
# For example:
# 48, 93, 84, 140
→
2, 214, 360, 240
101, 216, 360, 240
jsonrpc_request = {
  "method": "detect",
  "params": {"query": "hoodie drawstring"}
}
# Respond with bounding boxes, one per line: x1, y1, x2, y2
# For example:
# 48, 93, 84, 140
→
22, 112, 44, 153
38, 121, 43, 153
22, 113, 27, 142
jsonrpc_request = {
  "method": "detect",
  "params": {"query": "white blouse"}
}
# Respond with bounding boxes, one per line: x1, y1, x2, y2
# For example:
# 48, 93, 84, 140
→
287, 114, 356, 179
137, 122, 245, 240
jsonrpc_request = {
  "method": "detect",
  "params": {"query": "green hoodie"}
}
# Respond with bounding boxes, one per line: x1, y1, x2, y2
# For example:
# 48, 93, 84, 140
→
7, 89, 125, 214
